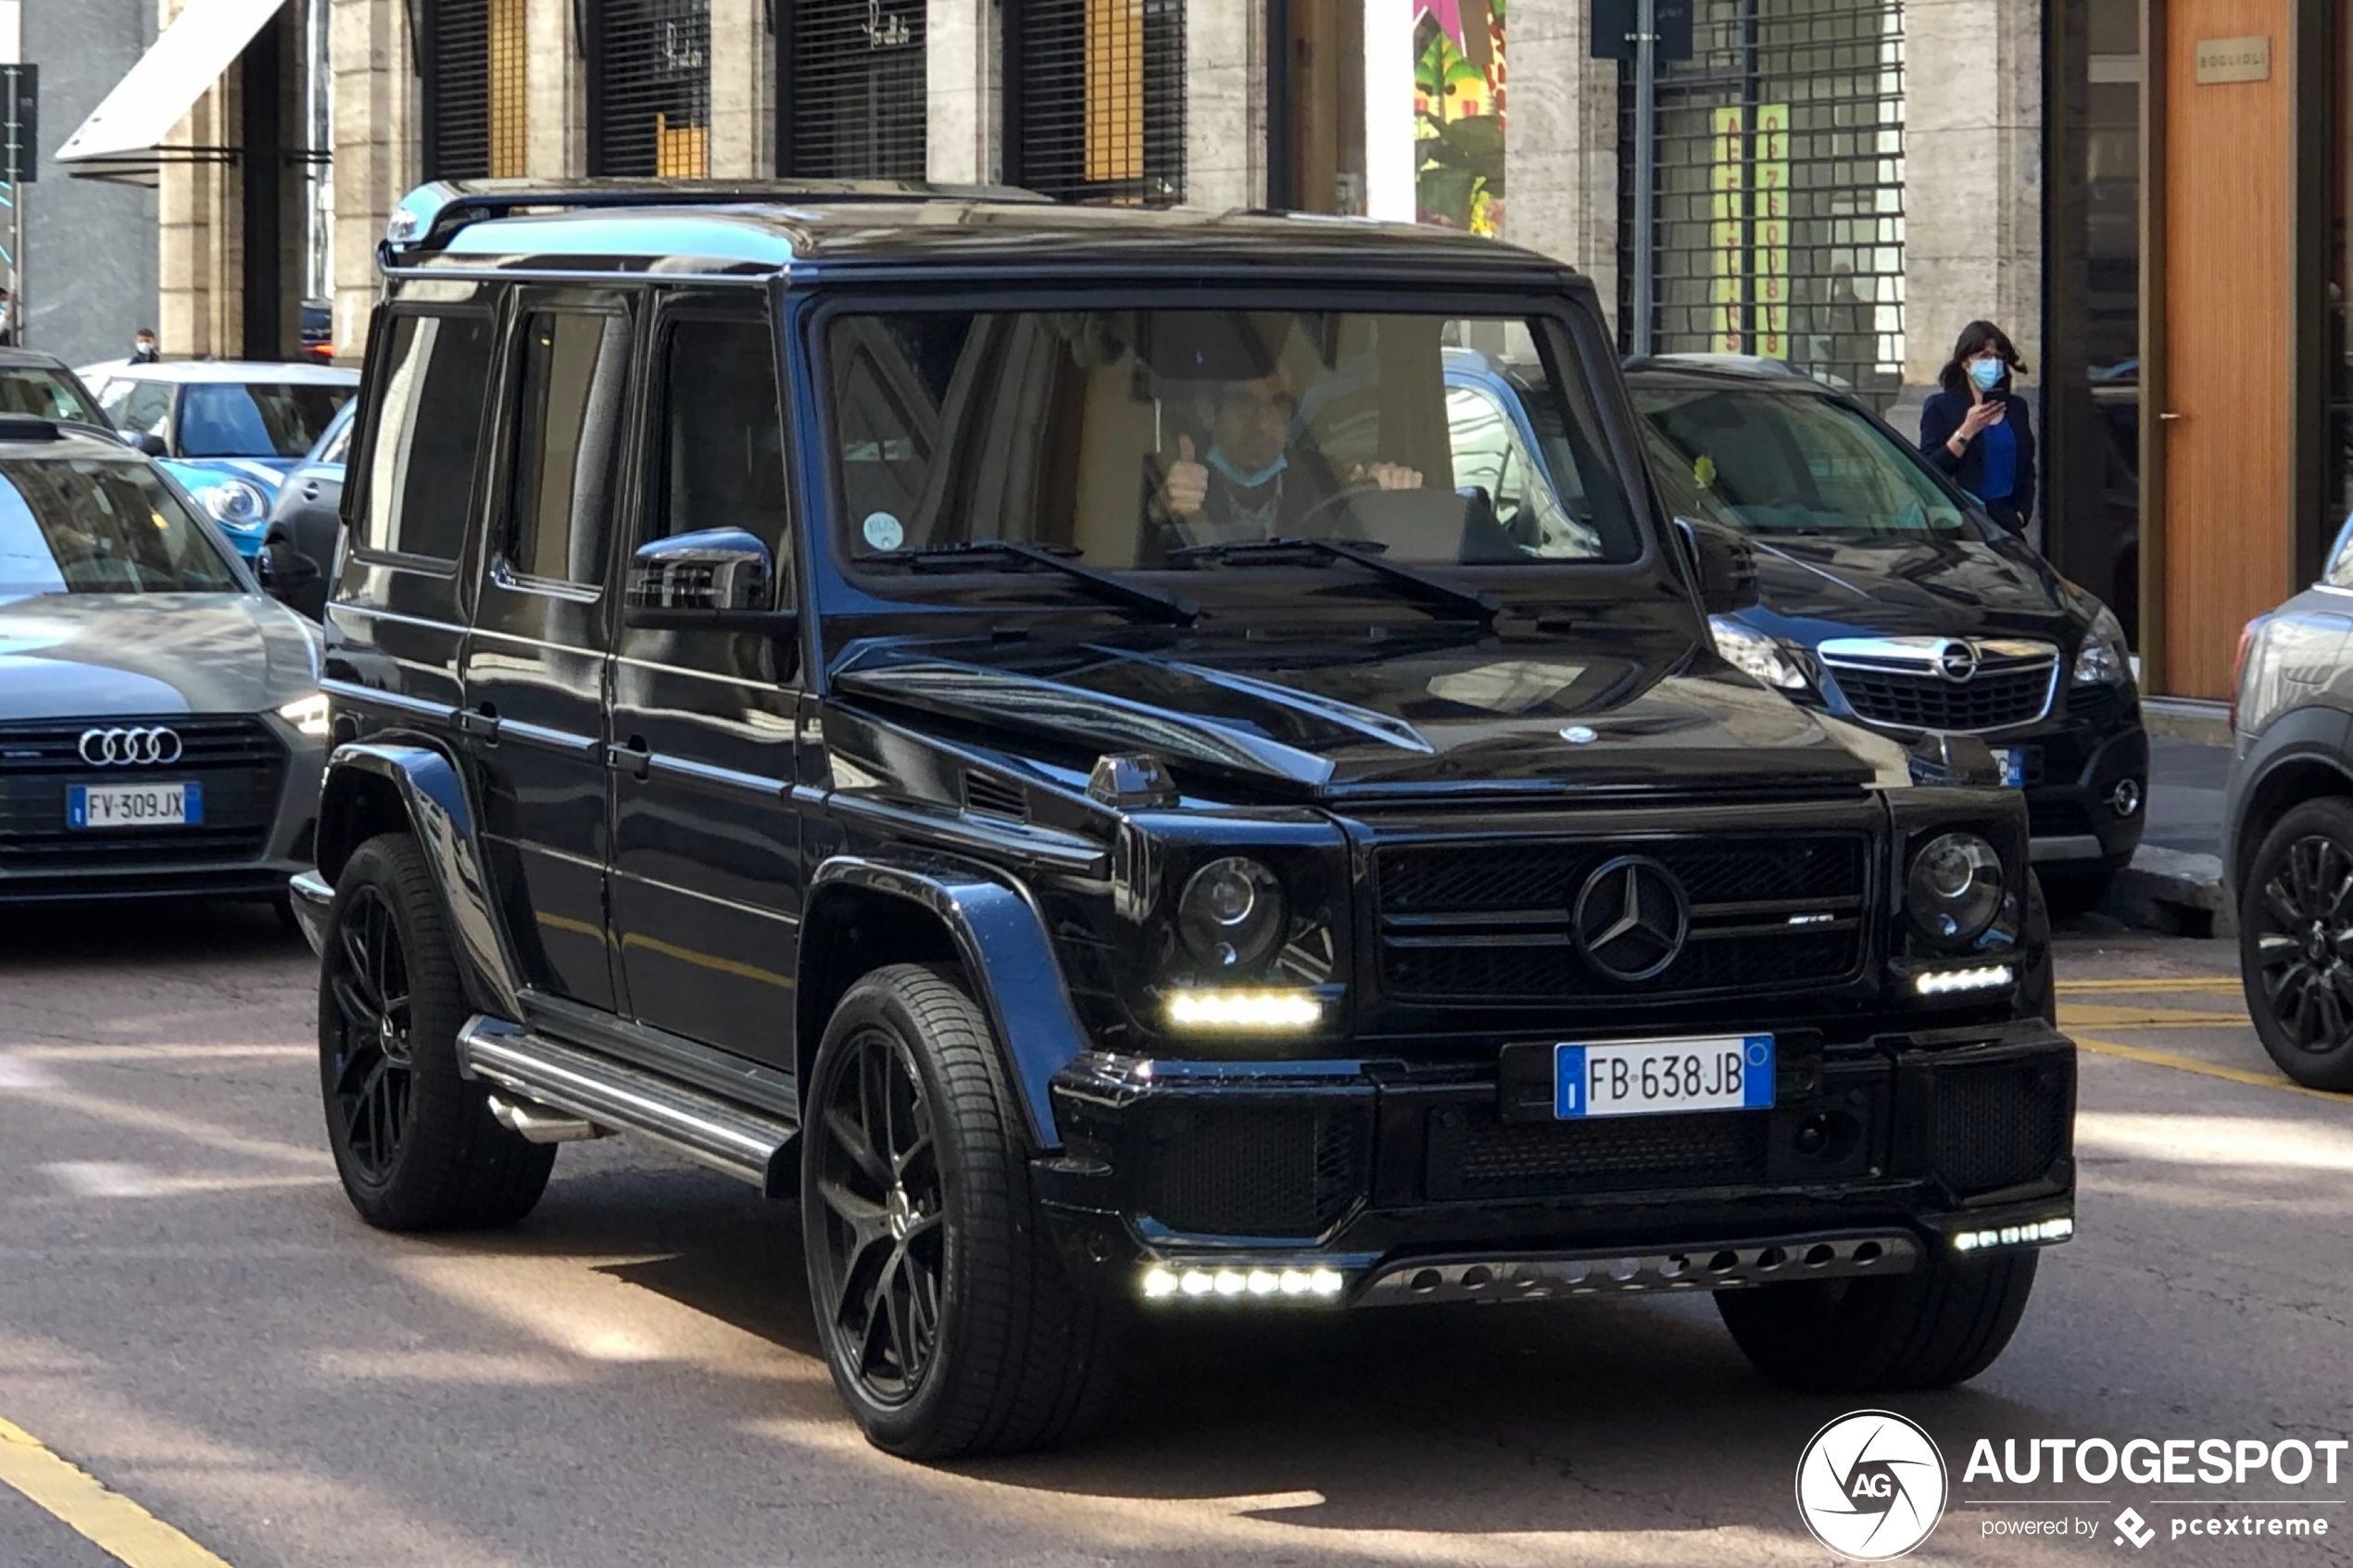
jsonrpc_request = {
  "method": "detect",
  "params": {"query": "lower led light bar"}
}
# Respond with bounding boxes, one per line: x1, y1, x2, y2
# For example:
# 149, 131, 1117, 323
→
1163, 989, 1323, 1032
1140, 1265, 1347, 1301
1914, 963, 2016, 997
1952, 1216, 2073, 1252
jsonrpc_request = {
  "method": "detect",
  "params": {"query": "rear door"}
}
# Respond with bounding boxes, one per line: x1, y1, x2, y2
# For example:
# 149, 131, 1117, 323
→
459, 293, 639, 1013
607, 294, 804, 1067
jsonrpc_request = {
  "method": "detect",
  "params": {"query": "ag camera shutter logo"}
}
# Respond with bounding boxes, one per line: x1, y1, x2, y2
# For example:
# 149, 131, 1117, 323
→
1795, 1410, 1949, 1561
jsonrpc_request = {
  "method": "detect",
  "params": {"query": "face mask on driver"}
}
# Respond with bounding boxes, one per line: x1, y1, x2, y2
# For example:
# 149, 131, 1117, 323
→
1207, 447, 1290, 491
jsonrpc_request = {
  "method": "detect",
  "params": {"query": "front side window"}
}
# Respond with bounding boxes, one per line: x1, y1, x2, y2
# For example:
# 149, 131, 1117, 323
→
0, 370, 103, 426
112, 382, 174, 442
178, 383, 351, 458
0, 458, 240, 596
826, 307, 1639, 572
359, 312, 497, 561
1633, 385, 1970, 536
652, 317, 789, 555
505, 310, 632, 587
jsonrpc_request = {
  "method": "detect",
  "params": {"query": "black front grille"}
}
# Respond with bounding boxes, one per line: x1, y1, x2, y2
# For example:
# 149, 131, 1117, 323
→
1376, 835, 1869, 1005
1933, 1058, 2070, 1197
0, 716, 286, 869
1137, 1103, 1362, 1238
1428, 1103, 1769, 1200
1827, 660, 2056, 732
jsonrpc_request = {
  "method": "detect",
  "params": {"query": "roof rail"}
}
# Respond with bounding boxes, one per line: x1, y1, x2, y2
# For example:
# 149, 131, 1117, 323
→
0, 417, 62, 443
383, 178, 1053, 256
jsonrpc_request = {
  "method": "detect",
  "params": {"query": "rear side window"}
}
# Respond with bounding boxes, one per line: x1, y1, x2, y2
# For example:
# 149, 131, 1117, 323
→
113, 382, 174, 442
503, 311, 632, 588
359, 312, 496, 561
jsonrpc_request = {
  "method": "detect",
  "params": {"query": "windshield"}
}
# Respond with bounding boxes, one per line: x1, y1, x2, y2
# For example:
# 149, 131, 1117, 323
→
828, 307, 1642, 573
1631, 383, 1970, 535
179, 382, 352, 458
0, 368, 102, 426
0, 458, 242, 596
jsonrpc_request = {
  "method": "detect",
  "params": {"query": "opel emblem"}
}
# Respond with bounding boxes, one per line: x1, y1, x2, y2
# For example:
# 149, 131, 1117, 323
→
1560, 724, 1598, 745
1934, 640, 1981, 683
1572, 855, 1691, 983
78, 725, 183, 767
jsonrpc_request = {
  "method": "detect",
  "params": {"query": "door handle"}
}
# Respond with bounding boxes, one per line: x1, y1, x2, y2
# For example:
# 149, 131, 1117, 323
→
604, 736, 651, 781
301, 482, 321, 501
2158, 411, 2183, 422
457, 704, 501, 741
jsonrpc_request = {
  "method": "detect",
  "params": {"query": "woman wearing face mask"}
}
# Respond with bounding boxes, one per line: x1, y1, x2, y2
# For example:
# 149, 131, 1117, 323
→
1919, 320, 2036, 535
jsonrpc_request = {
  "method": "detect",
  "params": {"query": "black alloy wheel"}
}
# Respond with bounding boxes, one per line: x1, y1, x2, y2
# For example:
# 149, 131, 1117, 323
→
810, 1022, 946, 1405
323, 882, 413, 1184
2242, 799, 2353, 1089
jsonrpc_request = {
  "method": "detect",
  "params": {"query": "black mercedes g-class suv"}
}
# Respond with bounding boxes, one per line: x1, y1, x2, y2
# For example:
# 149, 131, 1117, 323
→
291, 180, 2074, 1461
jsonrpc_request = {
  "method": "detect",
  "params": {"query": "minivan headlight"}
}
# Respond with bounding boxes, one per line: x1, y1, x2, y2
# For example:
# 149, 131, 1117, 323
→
1906, 832, 2005, 945
2071, 605, 2131, 685
1709, 616, 1807, 690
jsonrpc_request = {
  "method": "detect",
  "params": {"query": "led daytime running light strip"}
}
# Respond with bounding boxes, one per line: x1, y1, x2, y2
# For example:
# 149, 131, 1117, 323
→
1913, 963, 2015, 997
1953, 1217, 2073, 1252
1141, 1265, 1347, 1300
1164, 989, 1323, 1031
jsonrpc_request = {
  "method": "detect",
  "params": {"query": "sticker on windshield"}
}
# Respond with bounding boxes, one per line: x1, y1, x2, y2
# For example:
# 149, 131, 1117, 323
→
862, 512, 904, 551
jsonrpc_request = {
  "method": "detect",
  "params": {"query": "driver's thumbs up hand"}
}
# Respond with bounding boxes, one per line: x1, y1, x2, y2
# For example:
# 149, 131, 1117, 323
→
1161, 433, 1208, 519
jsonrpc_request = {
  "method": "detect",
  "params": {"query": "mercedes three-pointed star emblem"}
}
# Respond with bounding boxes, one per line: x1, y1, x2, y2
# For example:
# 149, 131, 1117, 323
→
1572, 856, 1692, 983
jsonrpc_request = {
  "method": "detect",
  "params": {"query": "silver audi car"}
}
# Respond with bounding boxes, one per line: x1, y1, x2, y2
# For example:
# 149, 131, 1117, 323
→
0, 414, 325, 906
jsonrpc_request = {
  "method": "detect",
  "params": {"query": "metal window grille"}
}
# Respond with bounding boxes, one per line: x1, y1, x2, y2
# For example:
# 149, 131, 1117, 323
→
1005, 0, 1187, 204
421, 0, 527, 180
1618, 0, 1906, 409
587, 0, 712, 178
779, 0, 928, 178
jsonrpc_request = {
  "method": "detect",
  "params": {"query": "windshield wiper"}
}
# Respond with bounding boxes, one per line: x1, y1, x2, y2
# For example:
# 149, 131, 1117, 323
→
1170, 536, 1499, 626
867, 541, 1199, 625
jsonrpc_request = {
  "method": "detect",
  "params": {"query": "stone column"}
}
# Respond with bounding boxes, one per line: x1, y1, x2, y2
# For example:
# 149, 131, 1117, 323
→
523, 0, 582, 177
708, 0, 769, 177
1901, 0, 2043, 395
328, 0, 416, 363
1502, 0, 1617, 323
157, 0, 233, 358
1187, 0, 1265, 209
927, 0, 999, 183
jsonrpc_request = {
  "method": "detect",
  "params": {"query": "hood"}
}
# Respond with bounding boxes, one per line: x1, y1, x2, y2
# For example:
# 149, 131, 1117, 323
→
1736, 530, 2079, 646
0, 592, 321, 721
163, 458, 296, 493
830, 629, 1885, 801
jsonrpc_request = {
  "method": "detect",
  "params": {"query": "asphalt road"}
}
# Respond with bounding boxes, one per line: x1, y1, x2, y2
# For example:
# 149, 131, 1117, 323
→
1, 903, 2347, 1568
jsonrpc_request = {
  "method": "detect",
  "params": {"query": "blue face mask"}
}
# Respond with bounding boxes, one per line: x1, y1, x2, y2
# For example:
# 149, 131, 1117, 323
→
1207, 446, 1290, 490
1968, 358, 2005, 393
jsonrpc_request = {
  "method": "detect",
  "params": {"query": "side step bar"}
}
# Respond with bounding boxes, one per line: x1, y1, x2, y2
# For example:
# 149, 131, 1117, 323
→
457, 1018, 797, 1196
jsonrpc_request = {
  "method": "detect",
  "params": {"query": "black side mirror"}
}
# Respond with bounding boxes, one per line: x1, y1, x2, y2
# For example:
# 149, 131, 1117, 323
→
129, 431, 168, 458
256, 539, 323, 604
624, 528, 794, 632
1672, 516, 1758, 615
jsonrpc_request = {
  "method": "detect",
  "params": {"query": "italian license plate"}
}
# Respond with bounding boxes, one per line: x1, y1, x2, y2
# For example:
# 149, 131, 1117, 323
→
1554, 1035, 1775, 1119
1997, 748, 2028, 788
67, 782, 203, 829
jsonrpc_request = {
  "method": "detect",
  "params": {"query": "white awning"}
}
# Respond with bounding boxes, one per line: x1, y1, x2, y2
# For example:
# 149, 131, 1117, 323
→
57, 0, 290, 184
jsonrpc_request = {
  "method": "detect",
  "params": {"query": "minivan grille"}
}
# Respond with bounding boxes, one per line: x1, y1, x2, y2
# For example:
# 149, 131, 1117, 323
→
1822, 643, 2058, 733
1375, 834, 1869, 1005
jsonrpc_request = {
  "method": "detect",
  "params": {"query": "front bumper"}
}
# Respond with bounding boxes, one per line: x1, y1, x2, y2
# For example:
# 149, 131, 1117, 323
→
1037, 1021, 2075, 1307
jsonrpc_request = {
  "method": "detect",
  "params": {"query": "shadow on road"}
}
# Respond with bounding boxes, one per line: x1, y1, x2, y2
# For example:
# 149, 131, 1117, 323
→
0, 897, 305, 966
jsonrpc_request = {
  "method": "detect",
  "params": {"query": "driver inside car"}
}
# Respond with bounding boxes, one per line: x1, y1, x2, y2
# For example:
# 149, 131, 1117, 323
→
1148, 366, 1426, 549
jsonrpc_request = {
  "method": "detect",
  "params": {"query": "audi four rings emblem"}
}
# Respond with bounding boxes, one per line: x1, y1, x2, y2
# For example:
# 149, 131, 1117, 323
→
79, 726, 183, 767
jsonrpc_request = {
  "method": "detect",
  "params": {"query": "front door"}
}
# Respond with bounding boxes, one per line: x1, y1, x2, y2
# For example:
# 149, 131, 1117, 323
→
607, 295, 805, 1068
459, 295, 638, 1011
2158, 0, 2295, 696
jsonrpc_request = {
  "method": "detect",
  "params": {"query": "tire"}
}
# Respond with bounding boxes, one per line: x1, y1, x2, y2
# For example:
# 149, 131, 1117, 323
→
2239, 797, 2353, 1090
319, 832, 555, 1230
1717, 1250, 2039, 1392
802, 963, 1120, 1460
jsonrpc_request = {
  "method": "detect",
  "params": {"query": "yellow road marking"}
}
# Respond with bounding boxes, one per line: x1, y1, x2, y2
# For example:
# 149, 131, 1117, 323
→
0, 1414, 235, 1568
2075, 1035, 2353, 1106
2057, 976, 2242, 995
2059, 1003, 2249, 1028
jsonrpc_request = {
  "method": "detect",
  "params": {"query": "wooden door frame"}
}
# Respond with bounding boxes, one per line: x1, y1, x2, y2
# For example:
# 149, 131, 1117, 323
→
2139, 0, 2335, 695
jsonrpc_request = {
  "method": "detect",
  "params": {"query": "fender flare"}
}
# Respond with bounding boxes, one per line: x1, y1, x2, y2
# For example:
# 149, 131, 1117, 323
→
2224, 705, 2353, 898
318, 741, 523, 1020
805, 854, 1094, 1149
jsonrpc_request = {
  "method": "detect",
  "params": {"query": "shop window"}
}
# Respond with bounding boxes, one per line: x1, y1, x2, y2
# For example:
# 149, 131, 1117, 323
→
422, 0, 528, 180
1005, 0, 1187, 204
779, 0, 927, 177
1617, 0, 1907, 411
588, 0, 712, 178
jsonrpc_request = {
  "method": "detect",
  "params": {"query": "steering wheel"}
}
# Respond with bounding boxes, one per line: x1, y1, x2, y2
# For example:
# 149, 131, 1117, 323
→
1284, 480, 1385, 541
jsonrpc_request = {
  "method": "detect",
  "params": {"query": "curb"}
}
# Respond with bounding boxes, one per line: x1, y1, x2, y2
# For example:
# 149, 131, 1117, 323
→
2100, 845, 2234, 938
2141, 697, 2233, 746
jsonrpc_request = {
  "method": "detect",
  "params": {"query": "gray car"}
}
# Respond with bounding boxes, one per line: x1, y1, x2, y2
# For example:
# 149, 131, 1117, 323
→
0, 414, 325, 907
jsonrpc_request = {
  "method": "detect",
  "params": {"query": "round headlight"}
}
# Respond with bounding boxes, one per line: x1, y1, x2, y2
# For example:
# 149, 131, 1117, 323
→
1906, 832, 2005, 944
1177, 857, 1287, 971
201, 478, 268, 527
